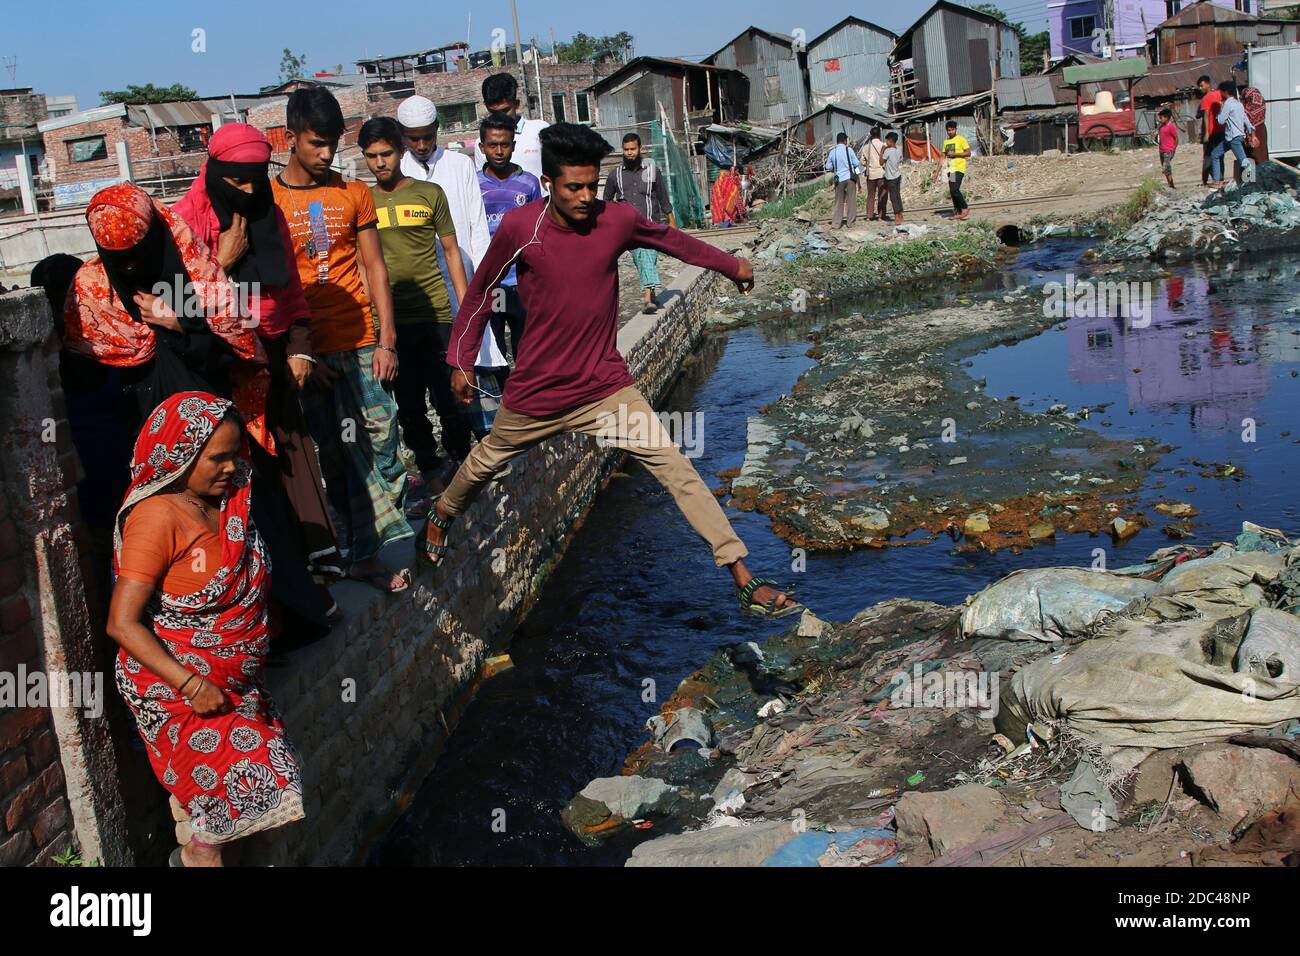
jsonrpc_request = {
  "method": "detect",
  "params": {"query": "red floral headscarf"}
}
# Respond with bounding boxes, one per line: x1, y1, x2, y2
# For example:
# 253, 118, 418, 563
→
112, 391, 253, 561
64, 183, 272, 451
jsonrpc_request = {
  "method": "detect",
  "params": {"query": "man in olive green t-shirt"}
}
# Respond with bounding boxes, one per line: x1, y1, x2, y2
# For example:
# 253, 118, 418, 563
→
361, 117, 470, 486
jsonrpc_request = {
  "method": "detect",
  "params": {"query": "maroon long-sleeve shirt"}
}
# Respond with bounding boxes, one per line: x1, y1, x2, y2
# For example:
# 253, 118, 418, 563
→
448, 199, 741, 417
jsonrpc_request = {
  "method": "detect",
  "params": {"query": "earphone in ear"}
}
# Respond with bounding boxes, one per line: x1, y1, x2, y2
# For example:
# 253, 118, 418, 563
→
453, 195, 551, 399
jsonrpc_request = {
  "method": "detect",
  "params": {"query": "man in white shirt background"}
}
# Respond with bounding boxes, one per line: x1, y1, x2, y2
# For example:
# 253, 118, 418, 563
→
472, 73, 549, 181
395, 94, 507, 479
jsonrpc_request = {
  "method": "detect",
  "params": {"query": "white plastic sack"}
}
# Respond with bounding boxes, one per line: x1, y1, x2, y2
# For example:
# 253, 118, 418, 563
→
961, 567, 1158, 643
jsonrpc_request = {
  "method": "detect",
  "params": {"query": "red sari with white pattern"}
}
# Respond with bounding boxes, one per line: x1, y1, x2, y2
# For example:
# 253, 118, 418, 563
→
113, 392, 304, 845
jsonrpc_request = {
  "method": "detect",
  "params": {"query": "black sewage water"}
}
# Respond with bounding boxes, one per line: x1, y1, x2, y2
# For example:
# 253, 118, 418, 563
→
373, 239, 1300, 866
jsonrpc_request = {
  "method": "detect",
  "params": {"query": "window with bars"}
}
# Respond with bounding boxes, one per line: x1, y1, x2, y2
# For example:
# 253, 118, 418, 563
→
439, 102, 478, 130
67, 136, 107, 163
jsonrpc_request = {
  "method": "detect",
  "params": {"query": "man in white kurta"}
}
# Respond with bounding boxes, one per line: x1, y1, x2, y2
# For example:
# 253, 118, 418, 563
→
396, 95, 505, 369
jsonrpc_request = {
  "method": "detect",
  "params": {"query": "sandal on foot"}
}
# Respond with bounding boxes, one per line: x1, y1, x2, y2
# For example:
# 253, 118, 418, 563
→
347, 565, 412, 593
417, 498, 453, 569
738, 578, 804, 619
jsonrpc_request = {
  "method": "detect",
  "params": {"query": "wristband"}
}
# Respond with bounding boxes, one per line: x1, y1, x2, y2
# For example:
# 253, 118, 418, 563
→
287, 353, 317, 365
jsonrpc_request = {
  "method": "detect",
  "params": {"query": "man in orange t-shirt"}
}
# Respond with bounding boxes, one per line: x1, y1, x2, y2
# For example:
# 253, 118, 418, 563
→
271, 87, 413, 592
1197, 75, 1224, 188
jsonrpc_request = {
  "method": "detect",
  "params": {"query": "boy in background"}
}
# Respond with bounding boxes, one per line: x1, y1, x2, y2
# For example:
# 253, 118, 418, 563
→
1157, 108, 1179, 189
881, 131, 904, 223
477, 110, 543, 364
940, 121, 971, 220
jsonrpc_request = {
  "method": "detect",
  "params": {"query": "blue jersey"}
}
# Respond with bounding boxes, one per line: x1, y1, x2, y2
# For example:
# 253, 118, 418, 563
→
477, 166, 543, 286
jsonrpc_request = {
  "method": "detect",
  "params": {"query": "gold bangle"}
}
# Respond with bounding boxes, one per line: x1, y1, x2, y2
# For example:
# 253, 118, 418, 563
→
178, 673, 199, 698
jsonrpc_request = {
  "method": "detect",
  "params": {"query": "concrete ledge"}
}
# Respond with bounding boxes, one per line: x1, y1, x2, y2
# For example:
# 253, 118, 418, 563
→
0, 289, 55, 352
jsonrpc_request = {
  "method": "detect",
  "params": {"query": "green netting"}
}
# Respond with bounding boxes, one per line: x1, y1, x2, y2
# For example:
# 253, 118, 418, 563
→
650, 119, 706, 229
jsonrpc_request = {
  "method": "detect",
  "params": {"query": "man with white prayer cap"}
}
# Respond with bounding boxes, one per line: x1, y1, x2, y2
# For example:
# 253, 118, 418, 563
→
394, 95, 506, 474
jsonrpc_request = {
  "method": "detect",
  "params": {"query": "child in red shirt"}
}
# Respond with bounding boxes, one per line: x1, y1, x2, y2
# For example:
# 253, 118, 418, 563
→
1157, 108, 1179, 189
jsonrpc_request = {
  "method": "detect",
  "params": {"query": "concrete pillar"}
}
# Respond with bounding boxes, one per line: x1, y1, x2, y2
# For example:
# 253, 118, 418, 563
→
115, 141, 132, 182
211, 112, 223, 131
16, 156, 36, 215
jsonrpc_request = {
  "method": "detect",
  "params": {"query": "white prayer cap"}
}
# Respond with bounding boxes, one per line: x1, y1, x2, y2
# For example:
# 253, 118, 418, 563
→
397, 96, 438, 127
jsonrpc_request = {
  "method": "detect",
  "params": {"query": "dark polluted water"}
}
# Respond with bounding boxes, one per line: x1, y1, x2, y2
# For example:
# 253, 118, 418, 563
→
373, 239, 1300, 866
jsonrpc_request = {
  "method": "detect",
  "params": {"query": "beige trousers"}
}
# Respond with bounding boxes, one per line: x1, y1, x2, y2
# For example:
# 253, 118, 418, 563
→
440, 386, 748, 566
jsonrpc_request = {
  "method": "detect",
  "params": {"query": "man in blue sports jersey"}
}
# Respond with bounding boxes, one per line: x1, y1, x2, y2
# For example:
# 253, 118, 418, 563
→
476, 111, 543, 364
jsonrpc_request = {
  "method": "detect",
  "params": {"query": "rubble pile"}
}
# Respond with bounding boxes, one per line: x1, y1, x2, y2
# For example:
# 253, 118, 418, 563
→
1105, 161, 1300, 261
566, 528, 1300, 867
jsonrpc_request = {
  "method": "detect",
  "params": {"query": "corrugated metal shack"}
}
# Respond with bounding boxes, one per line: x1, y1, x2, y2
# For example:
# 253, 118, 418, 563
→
705, 26, 808, 124
1150, 3, 1300, 65
805, 17, 898, 114
785, 101, 894, 149
585, 56, 748, 149
891, 0, 1022, 107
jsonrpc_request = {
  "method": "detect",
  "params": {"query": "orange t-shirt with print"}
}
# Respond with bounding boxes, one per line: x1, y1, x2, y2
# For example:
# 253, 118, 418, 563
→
116, 496, 221, 596
271, 172, 379, 355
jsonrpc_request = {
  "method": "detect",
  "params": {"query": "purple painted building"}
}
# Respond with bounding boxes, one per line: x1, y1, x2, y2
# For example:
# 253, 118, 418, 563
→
1047, 0, 1255, 60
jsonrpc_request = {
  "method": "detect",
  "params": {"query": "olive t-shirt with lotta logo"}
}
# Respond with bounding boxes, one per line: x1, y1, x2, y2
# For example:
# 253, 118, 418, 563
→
371, 179, 457, 324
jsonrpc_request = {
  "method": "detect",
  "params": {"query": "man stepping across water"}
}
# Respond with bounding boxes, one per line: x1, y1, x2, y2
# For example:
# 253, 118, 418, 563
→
420, 123, 800, 618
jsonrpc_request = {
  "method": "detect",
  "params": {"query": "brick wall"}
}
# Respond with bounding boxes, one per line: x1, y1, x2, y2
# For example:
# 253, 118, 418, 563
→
0, 289, 131, 867
40, 116, 196, 186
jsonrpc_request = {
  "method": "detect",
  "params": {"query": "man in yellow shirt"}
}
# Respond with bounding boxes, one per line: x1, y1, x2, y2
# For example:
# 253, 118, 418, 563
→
940, 120, 972, 221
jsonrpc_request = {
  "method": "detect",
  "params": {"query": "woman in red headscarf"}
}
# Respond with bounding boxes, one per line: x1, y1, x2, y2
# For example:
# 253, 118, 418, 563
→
107, 392, 305, 866
63, 182, 269, 447
175, 123, 343, 605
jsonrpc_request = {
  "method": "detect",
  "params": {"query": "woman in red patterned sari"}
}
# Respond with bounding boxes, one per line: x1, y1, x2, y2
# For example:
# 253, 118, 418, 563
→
106, 392, 304, 866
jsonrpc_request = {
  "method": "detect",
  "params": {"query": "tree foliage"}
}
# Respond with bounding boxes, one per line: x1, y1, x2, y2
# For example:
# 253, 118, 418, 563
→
99, 83, 199, 105
970, 3, 1050, 73
279, 49, 309, 84
555, 32, 633, 64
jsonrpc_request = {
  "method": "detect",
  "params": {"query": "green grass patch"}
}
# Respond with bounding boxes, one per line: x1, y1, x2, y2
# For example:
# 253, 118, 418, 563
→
768, 223, 1000, 297
1108, 177, 1161, 235
752, 179, 828, 221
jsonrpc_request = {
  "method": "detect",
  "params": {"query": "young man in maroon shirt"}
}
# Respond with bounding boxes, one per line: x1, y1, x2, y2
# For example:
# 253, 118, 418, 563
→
419, 123, 800, 617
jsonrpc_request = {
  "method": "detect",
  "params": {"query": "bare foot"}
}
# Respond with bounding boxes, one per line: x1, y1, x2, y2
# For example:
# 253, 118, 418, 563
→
348, 558, 410, 592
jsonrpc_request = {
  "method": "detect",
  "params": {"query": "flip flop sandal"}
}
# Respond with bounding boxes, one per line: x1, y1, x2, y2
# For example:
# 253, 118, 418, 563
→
738, 578, 804, 619
346, 565, 412, 593
416, 498, 453, 570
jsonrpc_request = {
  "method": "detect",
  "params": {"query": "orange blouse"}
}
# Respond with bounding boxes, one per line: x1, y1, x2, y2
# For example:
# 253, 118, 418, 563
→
117, 495, 221, 595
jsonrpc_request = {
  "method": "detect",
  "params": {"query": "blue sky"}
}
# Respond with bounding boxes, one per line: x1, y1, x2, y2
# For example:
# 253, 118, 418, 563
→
8, 0, 1050, 110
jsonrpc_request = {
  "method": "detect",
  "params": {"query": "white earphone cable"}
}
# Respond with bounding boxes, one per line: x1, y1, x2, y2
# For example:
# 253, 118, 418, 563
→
453, 194, 551, 398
